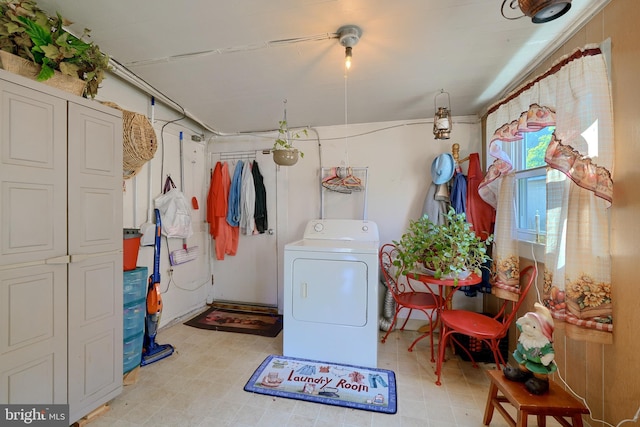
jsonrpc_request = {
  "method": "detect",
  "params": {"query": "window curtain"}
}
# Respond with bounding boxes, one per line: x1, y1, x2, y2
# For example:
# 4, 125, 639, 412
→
481, 44, 614, 342
478, 154, 519, 301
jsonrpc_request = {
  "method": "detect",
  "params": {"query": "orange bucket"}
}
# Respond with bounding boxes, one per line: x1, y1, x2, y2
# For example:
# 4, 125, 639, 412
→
123, 229, 142, 271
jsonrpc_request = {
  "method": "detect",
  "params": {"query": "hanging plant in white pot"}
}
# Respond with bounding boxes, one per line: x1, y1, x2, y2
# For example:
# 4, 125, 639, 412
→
273, 102, 306, 166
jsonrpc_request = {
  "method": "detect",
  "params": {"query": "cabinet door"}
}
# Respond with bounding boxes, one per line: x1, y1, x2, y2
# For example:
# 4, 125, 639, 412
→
0, 265, 67, 404
67, 102, 123, 257
0, 80, 68, 404
0, 80, 67, 266
67, 102, 123, 423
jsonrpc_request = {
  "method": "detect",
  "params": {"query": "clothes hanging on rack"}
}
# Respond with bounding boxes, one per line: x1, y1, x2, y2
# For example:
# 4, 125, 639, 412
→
252, 161, 268, 234
240, 160, 256, 235
450, 170, 467, 215
421, 182, 449, 225
450, 148, 476, 296
443, 147, 493, 297
207, 154, 273, 259
464, 153, 496, 295
207, 162, 224, 239
217, 163, 234, 260
225, 161, 243, 255
450, 143, 469, 214
206, 161, 237, 260
227, 160, 244, 228
466, 153, 495, 241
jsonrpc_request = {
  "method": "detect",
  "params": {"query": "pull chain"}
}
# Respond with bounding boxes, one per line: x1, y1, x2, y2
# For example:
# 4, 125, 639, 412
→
343, 71, 350, 166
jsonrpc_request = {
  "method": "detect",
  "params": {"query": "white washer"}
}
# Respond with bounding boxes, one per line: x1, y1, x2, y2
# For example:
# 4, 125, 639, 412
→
283, 219, 379, 368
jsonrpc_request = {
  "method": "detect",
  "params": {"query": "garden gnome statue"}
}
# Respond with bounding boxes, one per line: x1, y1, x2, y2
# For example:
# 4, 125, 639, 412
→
503, 302, 557, 395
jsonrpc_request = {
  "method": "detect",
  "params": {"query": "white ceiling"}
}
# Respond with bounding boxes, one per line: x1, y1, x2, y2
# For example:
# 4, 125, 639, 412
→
37, 0, 608, 134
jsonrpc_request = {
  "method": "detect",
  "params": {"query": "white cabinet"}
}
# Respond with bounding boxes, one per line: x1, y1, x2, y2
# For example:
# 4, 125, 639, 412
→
0, 70, 123, 424
66, 101, 123, 423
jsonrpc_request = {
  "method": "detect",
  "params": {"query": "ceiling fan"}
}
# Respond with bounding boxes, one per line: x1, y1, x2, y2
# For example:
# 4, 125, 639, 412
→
502, 0, 572, 23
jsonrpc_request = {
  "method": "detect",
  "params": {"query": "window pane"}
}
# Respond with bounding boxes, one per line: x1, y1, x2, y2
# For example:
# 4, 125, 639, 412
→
517, 174, 546, 233
524, 126, 554, 169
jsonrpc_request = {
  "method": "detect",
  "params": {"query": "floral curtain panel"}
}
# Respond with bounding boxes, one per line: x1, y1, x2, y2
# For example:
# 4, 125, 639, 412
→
478, 152, 520, 300
482, 44, 614, 342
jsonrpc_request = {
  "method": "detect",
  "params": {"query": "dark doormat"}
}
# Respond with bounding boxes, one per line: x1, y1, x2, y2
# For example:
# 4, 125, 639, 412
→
184, 307, 283, 337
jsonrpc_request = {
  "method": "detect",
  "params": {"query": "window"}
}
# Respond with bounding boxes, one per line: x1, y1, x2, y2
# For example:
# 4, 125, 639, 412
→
507, 126, 554, 243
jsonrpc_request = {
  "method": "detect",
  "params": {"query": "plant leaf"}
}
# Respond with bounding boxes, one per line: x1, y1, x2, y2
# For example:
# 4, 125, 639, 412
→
32, 10, 50, 29
4, 22, 23, 35
64, 33, 90, 55
12, 31, 32, 49
59, 61, 79, 77
40, 43, 61, 59
37, 61, 54, 81
16, 16, 51, 47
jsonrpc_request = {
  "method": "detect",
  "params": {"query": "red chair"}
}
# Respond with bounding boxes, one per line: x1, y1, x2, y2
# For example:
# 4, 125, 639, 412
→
435, 265, 536, 386
379, 243, 442, 362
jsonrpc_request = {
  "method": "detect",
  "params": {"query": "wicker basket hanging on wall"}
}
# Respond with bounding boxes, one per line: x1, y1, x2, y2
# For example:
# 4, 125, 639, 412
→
102, 102, 157, 179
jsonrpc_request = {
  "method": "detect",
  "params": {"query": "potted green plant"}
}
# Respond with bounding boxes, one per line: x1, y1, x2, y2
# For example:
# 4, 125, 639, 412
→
273, 104, 306, 166
0, 0, 109, 98
393, 207, 493, 282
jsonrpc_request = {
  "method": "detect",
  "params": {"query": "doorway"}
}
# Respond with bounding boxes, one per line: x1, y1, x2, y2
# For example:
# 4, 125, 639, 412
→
208, 150, 279, 308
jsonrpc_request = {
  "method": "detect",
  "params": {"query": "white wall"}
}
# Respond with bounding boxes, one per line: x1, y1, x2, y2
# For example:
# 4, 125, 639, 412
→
287, 119, 482, 246
213, 117, 485, 319
97, 74, 212, 327
297, 119, 486, 315
100, 71, 485, 327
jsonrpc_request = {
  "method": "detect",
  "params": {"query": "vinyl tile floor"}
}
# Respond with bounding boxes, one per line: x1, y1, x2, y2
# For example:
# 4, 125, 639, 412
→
87, 323, 566, 427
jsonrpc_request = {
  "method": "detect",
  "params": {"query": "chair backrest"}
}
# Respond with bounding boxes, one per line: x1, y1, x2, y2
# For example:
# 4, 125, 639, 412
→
380, 243, 434, 297
492, 265, 536, 338
380, 244, 402, 295
379, 243, 413, 296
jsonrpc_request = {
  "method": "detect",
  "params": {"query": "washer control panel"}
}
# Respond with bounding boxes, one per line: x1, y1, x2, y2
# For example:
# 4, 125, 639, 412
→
303, 219, 379, 242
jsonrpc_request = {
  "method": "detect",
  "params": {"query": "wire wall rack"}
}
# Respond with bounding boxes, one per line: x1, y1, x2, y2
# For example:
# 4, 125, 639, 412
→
320, 166, 369, 220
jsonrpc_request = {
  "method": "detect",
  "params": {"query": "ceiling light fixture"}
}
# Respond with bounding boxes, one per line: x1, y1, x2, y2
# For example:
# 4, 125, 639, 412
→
338, 25, 362, 70
501, 0, 571, 24
345, 47, 353, 70
433, 90, 452, 140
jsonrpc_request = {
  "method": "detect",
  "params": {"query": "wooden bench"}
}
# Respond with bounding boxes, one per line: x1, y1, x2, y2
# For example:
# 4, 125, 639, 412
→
483, 369, 589, 427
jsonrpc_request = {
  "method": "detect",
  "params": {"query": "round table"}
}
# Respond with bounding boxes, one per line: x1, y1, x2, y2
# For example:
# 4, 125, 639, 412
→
405, 270, 482, 360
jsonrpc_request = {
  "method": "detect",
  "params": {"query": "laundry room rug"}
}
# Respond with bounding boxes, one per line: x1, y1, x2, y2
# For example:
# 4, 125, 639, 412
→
184, 307, 282, 337
244, 354, 397, 414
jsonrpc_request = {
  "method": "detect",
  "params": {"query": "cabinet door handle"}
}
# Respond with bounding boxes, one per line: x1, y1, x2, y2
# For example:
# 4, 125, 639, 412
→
301, 282, 308, 299
46, 255, 70, 264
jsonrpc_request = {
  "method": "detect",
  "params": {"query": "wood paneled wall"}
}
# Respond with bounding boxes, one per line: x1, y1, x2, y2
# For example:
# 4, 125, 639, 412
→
484, 1, 640, 425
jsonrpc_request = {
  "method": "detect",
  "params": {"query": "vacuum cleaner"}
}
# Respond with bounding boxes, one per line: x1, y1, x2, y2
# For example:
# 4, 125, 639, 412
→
141, 208, 174, 366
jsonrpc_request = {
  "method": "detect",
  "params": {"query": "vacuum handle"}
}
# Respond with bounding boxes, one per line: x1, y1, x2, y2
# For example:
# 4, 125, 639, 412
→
152, 209, 162, 284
